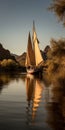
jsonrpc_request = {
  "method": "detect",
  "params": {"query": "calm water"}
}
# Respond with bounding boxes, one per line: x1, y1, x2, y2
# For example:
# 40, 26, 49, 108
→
0, 73, 65, 130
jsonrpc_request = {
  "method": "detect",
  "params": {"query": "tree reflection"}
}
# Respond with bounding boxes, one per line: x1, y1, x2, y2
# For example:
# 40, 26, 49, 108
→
45, 79, 65, 130
0, 74, 12, 93
0, 73, 26, 93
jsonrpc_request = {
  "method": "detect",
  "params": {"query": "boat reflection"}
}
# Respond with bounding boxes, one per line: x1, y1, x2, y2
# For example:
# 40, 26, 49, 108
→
25, 74, 44, 124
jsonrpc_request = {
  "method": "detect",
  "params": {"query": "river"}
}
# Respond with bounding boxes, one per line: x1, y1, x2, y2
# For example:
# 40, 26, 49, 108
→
0, 73, 64, 130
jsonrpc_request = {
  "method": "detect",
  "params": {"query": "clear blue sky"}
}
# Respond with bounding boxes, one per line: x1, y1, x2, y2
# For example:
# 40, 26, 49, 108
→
0, 0, 65, 55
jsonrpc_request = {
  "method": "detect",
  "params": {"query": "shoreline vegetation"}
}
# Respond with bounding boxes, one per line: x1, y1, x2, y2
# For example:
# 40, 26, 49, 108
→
0, 43, 26, 73
0, 61, 26, 73
43, 38, 65, 80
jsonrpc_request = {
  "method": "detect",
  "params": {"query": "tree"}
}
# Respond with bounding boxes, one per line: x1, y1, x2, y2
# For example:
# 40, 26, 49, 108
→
49, 0, 65, 26
45, 38, 65, 80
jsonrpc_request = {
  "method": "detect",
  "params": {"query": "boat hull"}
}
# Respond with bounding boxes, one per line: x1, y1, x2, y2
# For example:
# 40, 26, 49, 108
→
27, 66, 43, 75
27, 69, 34, 74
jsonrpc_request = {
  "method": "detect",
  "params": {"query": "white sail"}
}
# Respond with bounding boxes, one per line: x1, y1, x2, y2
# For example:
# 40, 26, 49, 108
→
32, 21, 43, 66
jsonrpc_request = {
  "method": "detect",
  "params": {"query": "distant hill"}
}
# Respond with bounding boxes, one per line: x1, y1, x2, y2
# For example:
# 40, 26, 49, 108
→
0, 43, 16, 61
41, 45, 50, 61
15, 52, 26, 66
0, 43, 26, 72
11, 53, 19, 59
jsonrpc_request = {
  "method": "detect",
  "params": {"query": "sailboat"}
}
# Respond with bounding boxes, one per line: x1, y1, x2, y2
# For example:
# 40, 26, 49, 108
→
25, 22, 44, 74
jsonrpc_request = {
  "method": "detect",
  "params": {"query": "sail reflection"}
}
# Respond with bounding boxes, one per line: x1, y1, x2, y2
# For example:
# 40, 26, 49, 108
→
25, 74, 43, 124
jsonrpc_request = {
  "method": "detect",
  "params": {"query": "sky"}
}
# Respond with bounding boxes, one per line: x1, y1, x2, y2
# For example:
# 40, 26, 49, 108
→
0, 0, 65, 55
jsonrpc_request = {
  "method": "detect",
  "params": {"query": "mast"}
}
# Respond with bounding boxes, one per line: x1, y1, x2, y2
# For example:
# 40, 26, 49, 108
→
32, 21, 43, 66
25, 32, 35, 67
